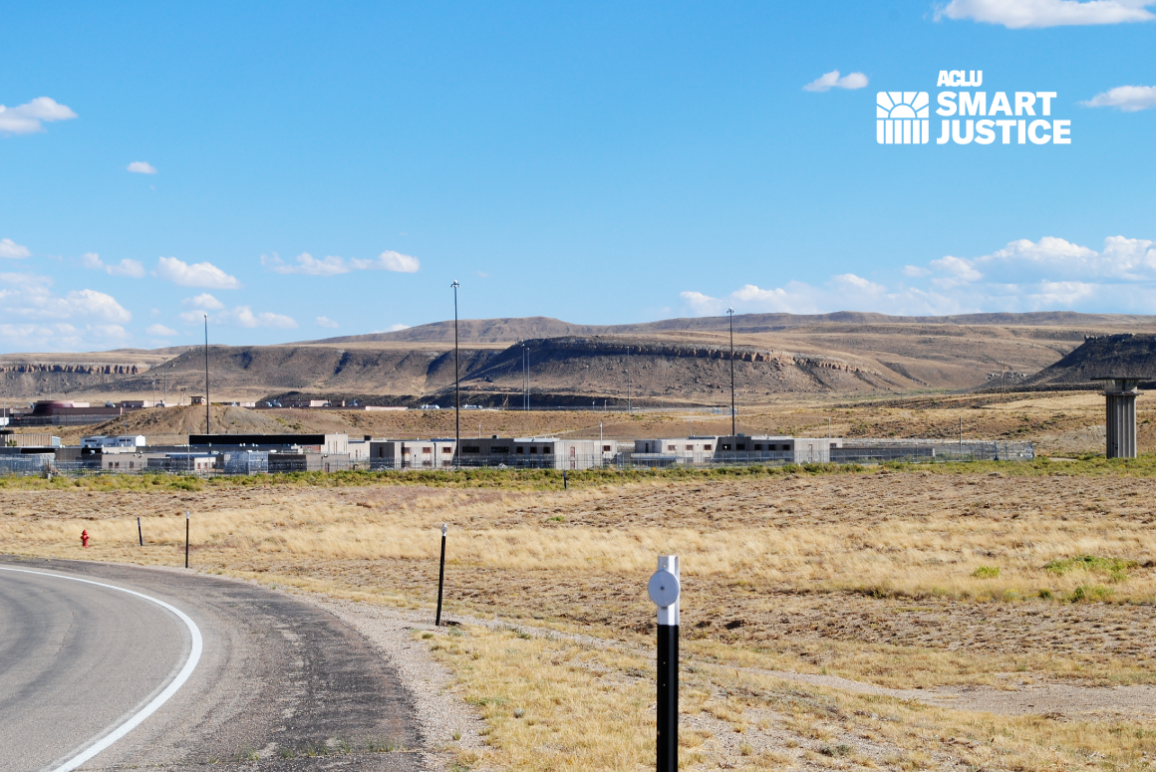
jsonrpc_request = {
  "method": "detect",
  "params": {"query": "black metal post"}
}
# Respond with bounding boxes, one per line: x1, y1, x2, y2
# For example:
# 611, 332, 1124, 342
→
657, 621, 678, 772
563, 470, 568, 490
648, 555, 680, 772
185, 511, 190, 568
452, 281, 461, 467
435, 523, 447, 626
138, 517, 143, 547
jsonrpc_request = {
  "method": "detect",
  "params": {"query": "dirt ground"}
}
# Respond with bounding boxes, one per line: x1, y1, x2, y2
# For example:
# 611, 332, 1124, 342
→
8, 450, 1156, 768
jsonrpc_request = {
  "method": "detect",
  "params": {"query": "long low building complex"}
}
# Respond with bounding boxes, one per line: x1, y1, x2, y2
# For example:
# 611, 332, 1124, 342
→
0, 428, 1034, 477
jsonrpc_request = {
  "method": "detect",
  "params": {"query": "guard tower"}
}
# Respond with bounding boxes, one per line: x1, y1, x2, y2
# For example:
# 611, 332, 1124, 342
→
1093, 377, 1141, 459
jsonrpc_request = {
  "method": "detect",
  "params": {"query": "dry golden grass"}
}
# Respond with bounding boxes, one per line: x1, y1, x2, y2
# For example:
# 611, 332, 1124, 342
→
6, 468, 1156, 769
425, 621, 1156, 771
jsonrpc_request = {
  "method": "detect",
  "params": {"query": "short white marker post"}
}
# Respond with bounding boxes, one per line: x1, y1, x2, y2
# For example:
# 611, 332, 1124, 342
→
435, 523, 448, 626
648, 555, 680, 772
137, 517, 143, 547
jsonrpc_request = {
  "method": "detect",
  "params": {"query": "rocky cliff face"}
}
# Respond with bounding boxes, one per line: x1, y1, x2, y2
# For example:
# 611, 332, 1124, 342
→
1022, 334, 1156, 389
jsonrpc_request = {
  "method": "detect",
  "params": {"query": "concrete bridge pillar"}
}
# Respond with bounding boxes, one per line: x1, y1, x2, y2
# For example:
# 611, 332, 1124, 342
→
1094, 377, 1140, 459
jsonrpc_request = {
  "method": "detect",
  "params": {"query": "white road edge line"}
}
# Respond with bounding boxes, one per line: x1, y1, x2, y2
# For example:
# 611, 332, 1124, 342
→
0, 567, 203, 772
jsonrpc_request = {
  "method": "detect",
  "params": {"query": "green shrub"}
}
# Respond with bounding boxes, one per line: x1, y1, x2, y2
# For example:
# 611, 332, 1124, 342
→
971, 565, 1000, 579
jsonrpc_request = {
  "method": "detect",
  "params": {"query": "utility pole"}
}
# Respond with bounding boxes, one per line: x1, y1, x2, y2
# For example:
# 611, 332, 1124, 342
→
727, 308, 736, 437
627, 346, 632, 414
452, 281, 461, 467
203, 315, 210, 434
521, 340, 529, 411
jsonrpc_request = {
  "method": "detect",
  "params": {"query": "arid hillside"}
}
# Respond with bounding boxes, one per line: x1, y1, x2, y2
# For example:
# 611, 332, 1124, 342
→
3, 312, 1155, 405
1022, 333, 1156, 390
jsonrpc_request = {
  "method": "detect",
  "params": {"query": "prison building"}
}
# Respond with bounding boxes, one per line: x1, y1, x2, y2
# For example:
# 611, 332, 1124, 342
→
1, 431, 61, 449
106, 453, 167, 471
81, 435, 146, 452
370, 439, 458, 469
633, 437, 717, 465
457, 437, 600, 470
187, 433, 350, 454
145, 453, 221, 472
714, 436, 841, 463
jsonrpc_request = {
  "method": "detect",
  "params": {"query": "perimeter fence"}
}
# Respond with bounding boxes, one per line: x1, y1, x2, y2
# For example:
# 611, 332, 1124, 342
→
0, 439, 1033, 479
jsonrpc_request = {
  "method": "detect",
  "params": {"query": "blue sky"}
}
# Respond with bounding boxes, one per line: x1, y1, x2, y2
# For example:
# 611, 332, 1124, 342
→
2, 0, 1154, 352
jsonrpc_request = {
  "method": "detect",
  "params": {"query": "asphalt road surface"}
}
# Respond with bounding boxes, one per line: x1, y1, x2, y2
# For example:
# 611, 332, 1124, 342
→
0, 556, 421, 771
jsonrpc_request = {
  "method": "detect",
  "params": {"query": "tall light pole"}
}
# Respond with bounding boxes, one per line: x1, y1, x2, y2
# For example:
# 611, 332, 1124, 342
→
452, 281, 461, 466
203, 314, 211, 434
521, 340, 528, 411
727, 308, 735, 438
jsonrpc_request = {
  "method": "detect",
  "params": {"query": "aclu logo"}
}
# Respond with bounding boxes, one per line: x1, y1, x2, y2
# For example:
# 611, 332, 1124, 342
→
876, 92, 930, 144
877, 71, 1071, 146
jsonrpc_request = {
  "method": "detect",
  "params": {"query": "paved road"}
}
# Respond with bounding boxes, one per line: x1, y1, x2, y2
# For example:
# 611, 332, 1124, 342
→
0, 556, 421, 771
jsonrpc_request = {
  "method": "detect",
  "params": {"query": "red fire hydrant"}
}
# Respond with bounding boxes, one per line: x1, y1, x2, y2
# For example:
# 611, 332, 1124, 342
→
81, 529, 89, 548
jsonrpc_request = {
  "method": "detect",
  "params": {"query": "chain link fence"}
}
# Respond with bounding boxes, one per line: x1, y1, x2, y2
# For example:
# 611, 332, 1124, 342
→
0, 439, 1033, 479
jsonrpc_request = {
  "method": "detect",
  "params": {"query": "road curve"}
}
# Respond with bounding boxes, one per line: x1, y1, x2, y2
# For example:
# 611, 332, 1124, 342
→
0, 567, 197, 772
0, 556, 421, 771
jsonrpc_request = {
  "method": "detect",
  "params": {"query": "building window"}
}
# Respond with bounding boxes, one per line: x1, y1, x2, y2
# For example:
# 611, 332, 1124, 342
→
516, 447, 524, 454
737, 444, 746, 451
720, 444, 730, 451
462, 446, 480, 453
493, 446, 509, 453
602, 445, 611, 452
422, 448, 432, 454
443, 447, 453, 454
530, 447, 537, 454
703, 444, 712, 451
667, 445, 676, 451
754, 444, 762, 451
685, 445, 694, 451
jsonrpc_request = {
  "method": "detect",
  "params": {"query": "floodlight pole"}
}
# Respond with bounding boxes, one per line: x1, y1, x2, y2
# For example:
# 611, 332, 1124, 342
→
452, 281, 461, 467
727, 308, 735, 438
203, 315, 211, 433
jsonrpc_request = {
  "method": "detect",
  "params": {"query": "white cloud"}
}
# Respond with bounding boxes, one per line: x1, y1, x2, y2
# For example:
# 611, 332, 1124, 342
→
1081, 85, 1156, 112
316, 316, 339, 328
81, 252, 146, 278
684, 234, 1156, 319
155, 257, 242, 289
0, 323, 128, 352
803, 70, 869, 92
127, 161, 158, 174
681, 276, 960, 318
938, 0, 1155, 28
0, 273, 132, 325
927, 255, 985, 288
387, 323, 410, 332
182, 293, 225, 310
0, 238, 31, 259
216, 306, 298, 329
264, 252, 350, 276
180, 304, 296, 328
146, 323, 178, 336
263, 249, 421, 276
353, 250, 421, 273
0, 97, 78, 135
